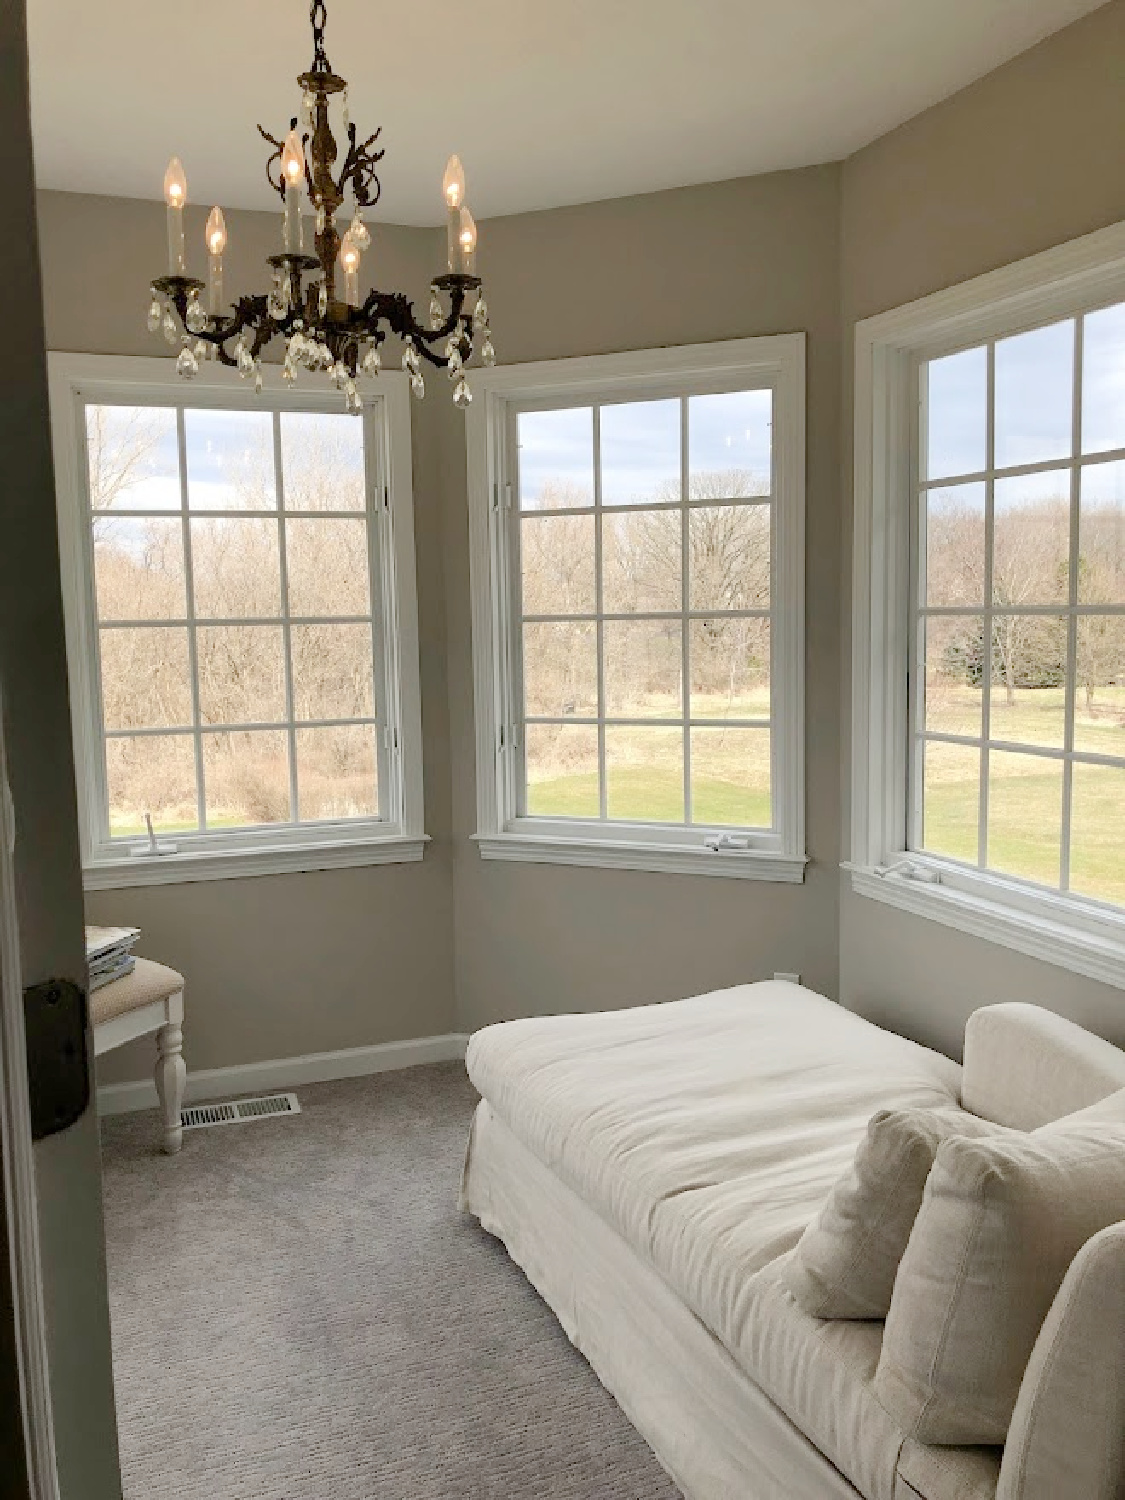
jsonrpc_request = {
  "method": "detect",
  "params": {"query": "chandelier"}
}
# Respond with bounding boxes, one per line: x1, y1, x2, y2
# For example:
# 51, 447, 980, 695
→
147, 0, 493, 412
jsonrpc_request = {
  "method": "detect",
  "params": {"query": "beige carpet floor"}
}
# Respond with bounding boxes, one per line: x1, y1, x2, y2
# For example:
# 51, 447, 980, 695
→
99, 1062, 681, 1500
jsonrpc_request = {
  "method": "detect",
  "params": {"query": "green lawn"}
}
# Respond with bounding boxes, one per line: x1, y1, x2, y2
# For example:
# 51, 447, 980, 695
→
528, 767, 771, 826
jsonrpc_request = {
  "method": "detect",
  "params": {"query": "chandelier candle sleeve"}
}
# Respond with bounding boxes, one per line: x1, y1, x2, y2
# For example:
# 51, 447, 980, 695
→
281, 130, 305, 253
443, 155, 466, 272
163, 158, 187, 275
459, 208, 478, 276
205, 206, 227, 315
340, 231, 361, 305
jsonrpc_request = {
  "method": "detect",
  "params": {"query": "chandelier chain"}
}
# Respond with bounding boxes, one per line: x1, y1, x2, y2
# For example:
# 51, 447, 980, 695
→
310, 0, 330, 71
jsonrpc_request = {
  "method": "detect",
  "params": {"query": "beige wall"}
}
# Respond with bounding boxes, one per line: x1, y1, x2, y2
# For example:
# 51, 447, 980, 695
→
36, 194, 459, 1082
838, 0, 1125, 1058
443, 171, 844, 1029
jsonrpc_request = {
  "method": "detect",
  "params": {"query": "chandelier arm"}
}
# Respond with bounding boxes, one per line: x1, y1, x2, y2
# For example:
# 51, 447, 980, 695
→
337, 126, 384, 208
257, 125, 290, 203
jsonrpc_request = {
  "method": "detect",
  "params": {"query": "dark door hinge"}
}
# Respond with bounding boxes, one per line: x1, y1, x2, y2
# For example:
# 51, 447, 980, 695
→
24, 979, 89, 1140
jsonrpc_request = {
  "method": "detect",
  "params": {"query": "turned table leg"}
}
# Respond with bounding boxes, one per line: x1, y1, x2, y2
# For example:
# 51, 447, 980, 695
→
154, 991, 186, 1154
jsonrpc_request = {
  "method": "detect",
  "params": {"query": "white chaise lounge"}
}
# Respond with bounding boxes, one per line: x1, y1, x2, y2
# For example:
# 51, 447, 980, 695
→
461, 981, 1125, 1500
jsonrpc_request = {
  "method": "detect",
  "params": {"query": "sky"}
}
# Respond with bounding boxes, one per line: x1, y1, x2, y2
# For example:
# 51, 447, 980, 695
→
517, 389, 773, 508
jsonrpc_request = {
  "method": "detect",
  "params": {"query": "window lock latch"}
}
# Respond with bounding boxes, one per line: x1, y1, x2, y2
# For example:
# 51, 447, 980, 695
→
705, 833, 751, 853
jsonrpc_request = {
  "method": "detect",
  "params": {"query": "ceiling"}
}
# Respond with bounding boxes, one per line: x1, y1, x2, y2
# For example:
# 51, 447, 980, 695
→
28, 0, 1106, 226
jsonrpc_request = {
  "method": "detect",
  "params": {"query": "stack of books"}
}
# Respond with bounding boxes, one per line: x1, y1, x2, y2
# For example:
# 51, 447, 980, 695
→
85, 926, 141, 992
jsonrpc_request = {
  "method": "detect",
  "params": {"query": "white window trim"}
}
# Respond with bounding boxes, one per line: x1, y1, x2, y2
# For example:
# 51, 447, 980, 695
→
48, 352, 427, 889
851, 218, 1125, 990
466, 336, 807, 881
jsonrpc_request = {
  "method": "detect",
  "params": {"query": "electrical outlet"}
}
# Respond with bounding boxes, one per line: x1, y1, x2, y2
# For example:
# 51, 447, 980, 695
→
773, 971, 801, 985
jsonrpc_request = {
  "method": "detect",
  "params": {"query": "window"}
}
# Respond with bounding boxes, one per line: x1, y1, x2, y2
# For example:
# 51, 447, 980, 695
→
467, 338, 806, 880
49, 355, 424, 887
853, 222, 1125, 988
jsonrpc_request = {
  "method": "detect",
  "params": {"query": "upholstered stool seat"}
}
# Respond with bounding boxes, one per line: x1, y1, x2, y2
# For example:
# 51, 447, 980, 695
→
92, 958, 186, 1153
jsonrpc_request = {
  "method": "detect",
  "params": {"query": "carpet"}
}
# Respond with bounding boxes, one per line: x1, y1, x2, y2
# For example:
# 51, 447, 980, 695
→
99, 1062, 682, 1500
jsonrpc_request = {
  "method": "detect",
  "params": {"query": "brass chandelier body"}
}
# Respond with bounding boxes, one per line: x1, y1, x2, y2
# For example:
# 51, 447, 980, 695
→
148, 0, 492, 410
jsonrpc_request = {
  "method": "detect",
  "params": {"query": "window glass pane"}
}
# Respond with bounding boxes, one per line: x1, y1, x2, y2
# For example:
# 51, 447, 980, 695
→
290, 623, 375, 721
925, 346, 987, 481
1082, 303, 1125, 456
923, 483, 986, 607
992, 470, 1071, 606
600, 399, 681, 506
986, 750, 1063, 886
989, 616, 1068, 748
525, 724, 600, 818
94, 517, 185, 621
689, 391, 771, 495
105, 735, 197, 837
190, 518, 282, 618
994, 320, 1074, 469
520, 515, 595, 615
85, 405, 180, 511
603, 620, 682, 718
688, 505, 770, 610
184, 409, 276, 510
605, 727, 683, 821
517, 408, 593, 510
285, 519, 371, 617
196, 625, 286, 725
919, 740, 980, 864
690, 726, 770, 827
1070, 763, 1125, 907
202, 730, 290, 827
1073, 616, 1125, 753
280, 411, 365, 511
295, 725, 378, 821
922, 616, 983, 738
602, 510, 681, 614
1078, 459, 1125, 605
690, 619, 769, 720
100, 627, 192, 730
522, 622, 597, 718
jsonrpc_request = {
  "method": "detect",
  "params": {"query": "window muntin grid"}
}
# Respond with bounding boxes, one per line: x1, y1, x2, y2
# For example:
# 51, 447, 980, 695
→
512, 389, 774, 830
83, 400, 386, 843
911, 306, 1125, 910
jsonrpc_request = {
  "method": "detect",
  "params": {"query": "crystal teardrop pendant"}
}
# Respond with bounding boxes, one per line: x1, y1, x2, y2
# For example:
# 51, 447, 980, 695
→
473, 297, 489, 331
176, 344, 198, 379
238, 343, 255, 377
429, 296, 444, 331
447, 347, 463, 379
362, 346, 381, 376
162, 308, 178, 344
349, 211, 370, 251
185, 296, 207, 335
193, 339, 209, 361
410, 372, 425, 399
254, 367, 264, 395
147, 297, 162, 333
402, 344, 420, 376
481, 336, 496, 366
453, 375, 472, 409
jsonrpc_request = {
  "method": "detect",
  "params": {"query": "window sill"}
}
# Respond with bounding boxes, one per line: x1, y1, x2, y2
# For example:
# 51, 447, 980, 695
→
475, 832, 807, 882
83, 834, 429, 890
849, 863, 1125, 992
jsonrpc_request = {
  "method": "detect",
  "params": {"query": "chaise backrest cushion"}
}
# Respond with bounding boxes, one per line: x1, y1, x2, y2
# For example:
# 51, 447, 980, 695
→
961, 1003, 1125, 1130
997, 1221, 1125, 1500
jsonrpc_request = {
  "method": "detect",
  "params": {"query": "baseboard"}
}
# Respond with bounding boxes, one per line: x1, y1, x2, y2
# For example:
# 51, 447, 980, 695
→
96, 1032, 471, 1116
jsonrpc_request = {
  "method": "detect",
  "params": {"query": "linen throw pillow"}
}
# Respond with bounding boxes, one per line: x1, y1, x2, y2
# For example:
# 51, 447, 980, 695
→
785, 1106, 1002, 1320
873, 1126, 1125, 1447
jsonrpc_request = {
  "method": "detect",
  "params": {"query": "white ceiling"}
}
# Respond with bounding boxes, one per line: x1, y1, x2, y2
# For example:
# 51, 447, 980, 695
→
28, 0, 1106, 226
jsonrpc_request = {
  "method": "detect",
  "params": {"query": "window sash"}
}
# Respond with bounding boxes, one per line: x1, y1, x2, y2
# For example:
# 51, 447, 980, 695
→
48, 355, 424, 878
467, 338, 806, 873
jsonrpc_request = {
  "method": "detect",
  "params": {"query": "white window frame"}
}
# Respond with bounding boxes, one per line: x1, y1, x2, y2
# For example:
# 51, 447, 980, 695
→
48, 353, 426, 889
466, 336, 806, 881
851, 220, 1125, 990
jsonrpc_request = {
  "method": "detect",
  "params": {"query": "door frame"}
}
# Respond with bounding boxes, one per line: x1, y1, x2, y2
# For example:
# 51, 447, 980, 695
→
0, 681, 61, 1500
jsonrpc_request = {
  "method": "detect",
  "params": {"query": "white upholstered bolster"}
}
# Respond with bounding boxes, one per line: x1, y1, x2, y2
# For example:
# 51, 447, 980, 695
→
961, 1004, 1125, 1129
997, 1222, 1125, 1500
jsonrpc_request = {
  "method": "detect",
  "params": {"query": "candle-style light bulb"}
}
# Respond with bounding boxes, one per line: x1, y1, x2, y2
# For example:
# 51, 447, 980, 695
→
444, 154, 467, 271
205, 206, 227, 318
459, 207, 478, 276
163, 156, 187, 275
339, 230, 361, 305
281, 131, 305, 253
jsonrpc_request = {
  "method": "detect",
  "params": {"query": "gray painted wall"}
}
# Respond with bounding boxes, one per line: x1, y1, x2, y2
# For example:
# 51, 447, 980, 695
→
35, 0, 1125, 1090
838, 0, 1125, 1059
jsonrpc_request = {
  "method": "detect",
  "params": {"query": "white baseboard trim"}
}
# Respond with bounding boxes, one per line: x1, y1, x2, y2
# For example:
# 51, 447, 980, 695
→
96, 1032, 471, 1116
